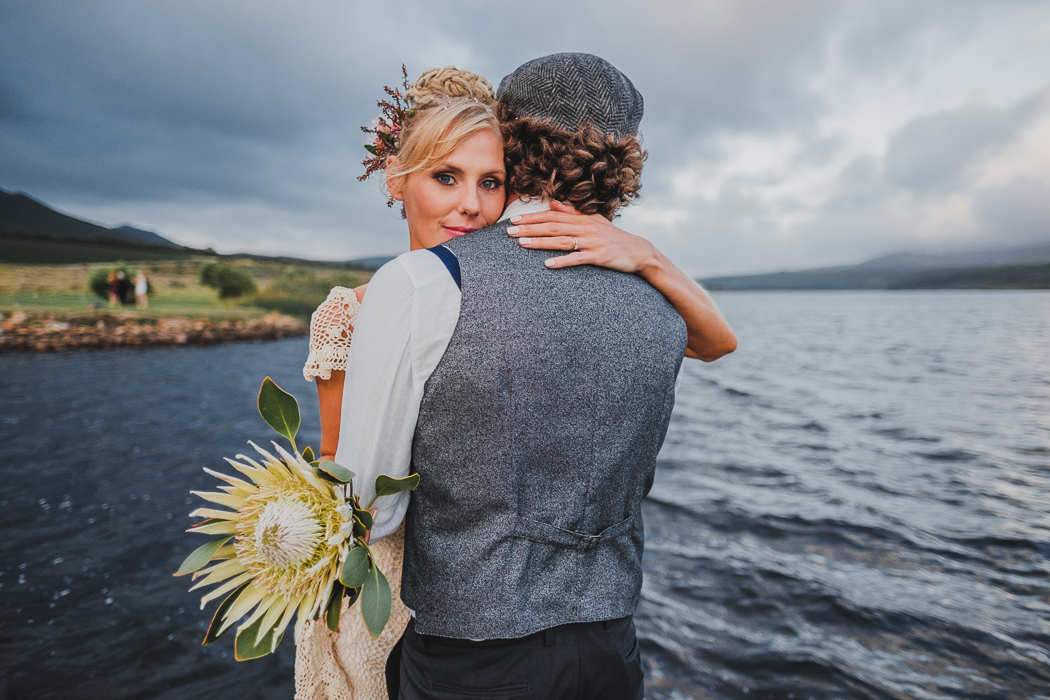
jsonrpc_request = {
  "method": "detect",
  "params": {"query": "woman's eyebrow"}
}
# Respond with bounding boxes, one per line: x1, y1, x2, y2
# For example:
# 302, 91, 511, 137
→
436, 164, 505, 179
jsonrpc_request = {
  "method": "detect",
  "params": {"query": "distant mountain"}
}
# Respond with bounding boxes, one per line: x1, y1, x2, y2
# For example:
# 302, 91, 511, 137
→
0, 187, 403, 268
0, 188, 182, 249
112, 225, 182, 249
702, 242, 1050, 290
856, 243, 1050, 271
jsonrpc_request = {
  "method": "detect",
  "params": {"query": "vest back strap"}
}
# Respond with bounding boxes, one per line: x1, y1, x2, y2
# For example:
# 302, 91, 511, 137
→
428, 244, 461, 290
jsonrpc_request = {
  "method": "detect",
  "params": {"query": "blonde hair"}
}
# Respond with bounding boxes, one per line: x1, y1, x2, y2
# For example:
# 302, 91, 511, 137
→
405, 66, 494, 109
386, 67, 500, 192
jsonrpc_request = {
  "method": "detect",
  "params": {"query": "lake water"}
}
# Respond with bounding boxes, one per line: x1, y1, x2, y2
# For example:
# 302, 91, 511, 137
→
1, 291, 1048, 699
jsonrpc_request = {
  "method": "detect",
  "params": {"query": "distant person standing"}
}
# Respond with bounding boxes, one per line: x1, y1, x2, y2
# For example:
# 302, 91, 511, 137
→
115, 272, 132, 306
135, 272, 148, 308
107, 271, 120, 306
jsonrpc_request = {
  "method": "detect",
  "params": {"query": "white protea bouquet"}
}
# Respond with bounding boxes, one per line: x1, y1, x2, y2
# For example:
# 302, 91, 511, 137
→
174, 377, 418, 660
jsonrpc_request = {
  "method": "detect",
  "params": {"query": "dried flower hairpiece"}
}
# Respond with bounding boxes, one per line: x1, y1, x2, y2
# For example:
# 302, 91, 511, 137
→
359, 65, 415, 204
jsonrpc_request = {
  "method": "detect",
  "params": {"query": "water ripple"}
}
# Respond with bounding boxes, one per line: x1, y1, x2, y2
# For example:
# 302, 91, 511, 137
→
644, 291, 1050, 698
2, 292, 1049, 698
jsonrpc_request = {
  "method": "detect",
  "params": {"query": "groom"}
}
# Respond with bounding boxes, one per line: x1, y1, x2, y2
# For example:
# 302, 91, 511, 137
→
340, 54, 686, 699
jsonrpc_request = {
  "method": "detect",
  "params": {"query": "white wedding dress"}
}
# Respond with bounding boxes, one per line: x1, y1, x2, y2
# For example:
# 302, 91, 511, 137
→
295, 287, 411, 700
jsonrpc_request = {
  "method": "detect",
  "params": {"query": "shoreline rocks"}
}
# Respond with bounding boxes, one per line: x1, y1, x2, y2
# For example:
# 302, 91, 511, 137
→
0, 310, 307, 352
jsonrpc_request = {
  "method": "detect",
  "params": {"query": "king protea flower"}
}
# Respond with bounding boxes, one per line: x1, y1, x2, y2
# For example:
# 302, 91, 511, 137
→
186, 441, 349, 656
175, 378, 418, 660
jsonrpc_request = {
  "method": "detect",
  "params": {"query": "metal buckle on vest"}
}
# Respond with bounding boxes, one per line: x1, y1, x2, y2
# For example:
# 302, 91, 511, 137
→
583, 534, 602, 551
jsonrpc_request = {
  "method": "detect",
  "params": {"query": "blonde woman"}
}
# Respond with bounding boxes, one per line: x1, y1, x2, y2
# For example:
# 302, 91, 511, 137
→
295, 67, 509, 700
296, 66, 734, 700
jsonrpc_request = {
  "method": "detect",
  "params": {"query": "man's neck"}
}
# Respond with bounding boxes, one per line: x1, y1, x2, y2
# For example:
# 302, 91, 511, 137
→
500, 196, 551, 222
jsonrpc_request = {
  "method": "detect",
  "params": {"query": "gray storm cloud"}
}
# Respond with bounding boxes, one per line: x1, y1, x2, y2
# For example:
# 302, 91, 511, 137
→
885, 93, 1048, 194
1, 0, 1048, 274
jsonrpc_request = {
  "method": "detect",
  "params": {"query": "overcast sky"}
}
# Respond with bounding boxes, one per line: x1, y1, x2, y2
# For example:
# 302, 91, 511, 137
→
2, 0, 1049, 276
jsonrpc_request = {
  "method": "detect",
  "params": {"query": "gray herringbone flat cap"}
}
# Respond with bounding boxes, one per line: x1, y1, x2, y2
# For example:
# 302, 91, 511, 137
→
497, 53, 643, 140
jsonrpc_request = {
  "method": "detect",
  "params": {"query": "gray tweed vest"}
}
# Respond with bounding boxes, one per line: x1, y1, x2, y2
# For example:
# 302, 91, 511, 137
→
401, 221, 687, 639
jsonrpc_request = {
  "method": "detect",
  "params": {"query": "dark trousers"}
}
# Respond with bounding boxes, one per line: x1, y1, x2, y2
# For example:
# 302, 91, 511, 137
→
396, 615, 643, 700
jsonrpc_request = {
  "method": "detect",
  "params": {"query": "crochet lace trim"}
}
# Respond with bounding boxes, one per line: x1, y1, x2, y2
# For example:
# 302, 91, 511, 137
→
303, 287, 361, 382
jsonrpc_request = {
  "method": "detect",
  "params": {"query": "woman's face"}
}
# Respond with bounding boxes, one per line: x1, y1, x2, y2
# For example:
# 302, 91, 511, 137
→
391, 129, 506, 250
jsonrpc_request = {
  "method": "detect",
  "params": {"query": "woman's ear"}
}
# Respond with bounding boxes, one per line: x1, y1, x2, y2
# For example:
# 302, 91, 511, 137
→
385, 157, 404, 202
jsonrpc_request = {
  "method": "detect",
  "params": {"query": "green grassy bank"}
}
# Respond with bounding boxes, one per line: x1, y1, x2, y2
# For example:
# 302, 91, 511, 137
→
0, 257, 373, 321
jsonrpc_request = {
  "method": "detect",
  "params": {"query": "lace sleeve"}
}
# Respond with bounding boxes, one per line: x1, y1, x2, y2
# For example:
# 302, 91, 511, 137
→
303, 286, 361, 382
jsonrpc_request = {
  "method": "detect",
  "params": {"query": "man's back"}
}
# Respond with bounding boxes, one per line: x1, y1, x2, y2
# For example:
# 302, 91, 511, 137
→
402, 220, 687, 639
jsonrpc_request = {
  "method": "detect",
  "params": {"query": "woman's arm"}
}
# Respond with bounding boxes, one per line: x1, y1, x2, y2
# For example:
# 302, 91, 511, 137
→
316, 370, 345, 462
314, 285, 367, 461
507, 202, 737, 361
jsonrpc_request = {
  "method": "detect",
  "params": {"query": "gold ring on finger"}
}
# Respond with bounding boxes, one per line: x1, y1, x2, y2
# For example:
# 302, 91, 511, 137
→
572, 236, 579, 252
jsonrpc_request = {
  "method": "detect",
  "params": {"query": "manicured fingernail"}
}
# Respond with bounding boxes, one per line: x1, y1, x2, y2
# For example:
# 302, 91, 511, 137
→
510, 215, 522, 223
518, 237, 531, 245
507, 226, 520, 234
544, 259, 555, 267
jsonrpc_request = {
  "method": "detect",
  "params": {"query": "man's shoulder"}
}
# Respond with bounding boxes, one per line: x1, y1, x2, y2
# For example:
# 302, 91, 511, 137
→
377, 249, 454, 289
443, 220, 512, 253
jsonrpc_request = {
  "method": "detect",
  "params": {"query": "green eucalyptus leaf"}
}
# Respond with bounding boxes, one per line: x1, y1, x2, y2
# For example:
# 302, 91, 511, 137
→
373, 473, 420, 499
344, 586, 361, 607
360, 565, 392, 639
352, 516, 368, 539
301, 446, 315, 463
257, 377, 300, 443
174, 536, 232, 577
325, 582, 345, 632
203, 581, 250, 646
308, 460, 333, 481
235, 613, 283, 660
352, 507, 374, 531
339, 547, 370, 589
316, 461, 355, 484
312, 469, 341, 485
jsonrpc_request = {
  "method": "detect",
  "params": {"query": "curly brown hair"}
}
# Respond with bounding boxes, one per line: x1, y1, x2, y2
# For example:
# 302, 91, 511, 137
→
498, 103, 646, 220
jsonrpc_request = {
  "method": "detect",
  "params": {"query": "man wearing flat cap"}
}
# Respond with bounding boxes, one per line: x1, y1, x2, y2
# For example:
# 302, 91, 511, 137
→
344, 53, 688, 699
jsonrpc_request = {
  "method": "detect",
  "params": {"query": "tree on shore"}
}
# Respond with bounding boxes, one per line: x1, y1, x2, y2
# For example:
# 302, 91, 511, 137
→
199, 262, 257, 299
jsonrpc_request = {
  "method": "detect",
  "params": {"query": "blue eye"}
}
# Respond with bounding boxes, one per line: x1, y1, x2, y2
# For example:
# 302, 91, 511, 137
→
436, 173, 455, 185
481, 178, 503, 191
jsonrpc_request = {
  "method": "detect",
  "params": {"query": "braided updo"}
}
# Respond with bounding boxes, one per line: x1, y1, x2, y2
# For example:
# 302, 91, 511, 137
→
405, 67, 495, 109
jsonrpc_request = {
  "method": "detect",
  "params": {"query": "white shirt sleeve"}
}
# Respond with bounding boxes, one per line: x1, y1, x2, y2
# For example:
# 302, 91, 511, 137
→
334, 249, 461, 542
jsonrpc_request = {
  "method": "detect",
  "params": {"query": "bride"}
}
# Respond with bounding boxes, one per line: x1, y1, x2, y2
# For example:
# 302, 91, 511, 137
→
295, 66, 735, 700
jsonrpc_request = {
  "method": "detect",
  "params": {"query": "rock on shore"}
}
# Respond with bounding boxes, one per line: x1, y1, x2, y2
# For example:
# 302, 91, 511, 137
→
0, 310, 307, 352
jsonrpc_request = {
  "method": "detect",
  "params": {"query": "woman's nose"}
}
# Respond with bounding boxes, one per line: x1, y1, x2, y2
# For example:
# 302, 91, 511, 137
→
459, 186, 481, 216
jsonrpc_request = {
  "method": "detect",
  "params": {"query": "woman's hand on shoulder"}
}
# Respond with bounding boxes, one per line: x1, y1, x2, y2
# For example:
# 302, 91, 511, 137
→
506, 200, 658, 274
353, 284, 367, 303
